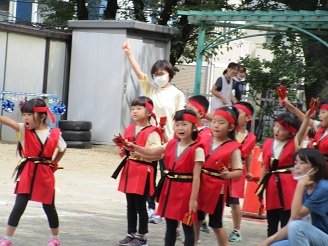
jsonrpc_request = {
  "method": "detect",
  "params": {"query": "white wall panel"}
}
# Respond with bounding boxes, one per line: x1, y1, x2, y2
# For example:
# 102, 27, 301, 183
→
1, 33, 45, 141
0, 31, 7, 91
68, 21, 176, 144
47, 40, 67, 99
5, 33, 45, 92
68, 30, 127, 143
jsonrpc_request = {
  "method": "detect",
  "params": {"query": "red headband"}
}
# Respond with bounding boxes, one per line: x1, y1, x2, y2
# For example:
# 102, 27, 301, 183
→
277, 120, 297, 134
213, 110, 235, 125
320, 104, 328, 111
33, 106, 55, 124
145, 102, 157, 125
188, 100, 206, 118
175, 113, 198, 125
145, 102, 153, 112
234, 104, 252, 117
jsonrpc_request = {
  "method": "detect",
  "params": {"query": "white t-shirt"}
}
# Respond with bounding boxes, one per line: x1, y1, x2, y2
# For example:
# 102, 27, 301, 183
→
17, 123, 67, 152
139, 75, 185, 139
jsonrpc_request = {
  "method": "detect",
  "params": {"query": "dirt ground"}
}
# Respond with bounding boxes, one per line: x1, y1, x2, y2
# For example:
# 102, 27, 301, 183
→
0, 141, 267, 245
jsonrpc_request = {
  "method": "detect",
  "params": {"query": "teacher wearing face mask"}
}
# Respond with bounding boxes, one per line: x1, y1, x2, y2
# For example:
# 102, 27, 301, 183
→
122, 41, 185, 140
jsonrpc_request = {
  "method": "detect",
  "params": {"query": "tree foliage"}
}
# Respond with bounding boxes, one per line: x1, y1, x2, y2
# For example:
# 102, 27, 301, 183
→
38, 0, 328, 103
39, 0, 76, 28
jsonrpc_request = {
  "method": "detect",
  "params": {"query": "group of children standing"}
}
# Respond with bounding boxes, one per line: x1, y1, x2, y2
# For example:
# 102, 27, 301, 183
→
118, 40, 328, 246
116, 95, 256, 246
119, 39, 259, 246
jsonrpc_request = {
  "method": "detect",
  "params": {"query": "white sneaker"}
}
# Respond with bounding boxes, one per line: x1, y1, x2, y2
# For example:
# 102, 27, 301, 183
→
149, 215, 165, 224
147, 209, 155, 220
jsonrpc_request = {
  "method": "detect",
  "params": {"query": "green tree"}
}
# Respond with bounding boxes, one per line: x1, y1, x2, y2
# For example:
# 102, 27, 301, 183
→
239, 33, 327, 139
39, 0, 328, 102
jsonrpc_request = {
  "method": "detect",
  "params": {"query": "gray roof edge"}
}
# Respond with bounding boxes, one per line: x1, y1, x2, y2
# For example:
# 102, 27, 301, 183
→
68, 20, 180, 35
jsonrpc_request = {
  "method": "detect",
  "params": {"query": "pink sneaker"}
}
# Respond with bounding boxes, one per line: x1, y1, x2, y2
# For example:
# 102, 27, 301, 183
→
47, 238, 60, 246
0, 239, 12, 246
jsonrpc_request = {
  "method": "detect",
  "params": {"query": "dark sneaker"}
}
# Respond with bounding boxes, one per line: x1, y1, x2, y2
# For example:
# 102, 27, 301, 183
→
228, 230, 242, 242
127, 235, 147, 246
118, 234, 134, 245
200, 220, 210, 233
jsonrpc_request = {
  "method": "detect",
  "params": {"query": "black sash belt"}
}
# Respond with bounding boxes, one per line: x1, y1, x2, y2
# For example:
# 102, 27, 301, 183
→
12, 157, 52, 181
154, 170, 193, 202
201, 168, 224, 180
256, 164, 293, 208
111, 156, 153, 180
163, 170, 193, 181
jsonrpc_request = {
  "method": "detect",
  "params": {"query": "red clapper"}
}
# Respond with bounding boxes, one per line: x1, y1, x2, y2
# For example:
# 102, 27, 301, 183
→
276, 85, 287, 107
112, 134, 133, 157
309, 97, 320, 116
182, 211, 198, 226
159, 116, 167, 128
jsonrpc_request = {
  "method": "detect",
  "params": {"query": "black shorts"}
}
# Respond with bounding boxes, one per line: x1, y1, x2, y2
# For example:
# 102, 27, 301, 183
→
226, 189, 240, 207
198, 194, 224, 228
226, 195, 240, 206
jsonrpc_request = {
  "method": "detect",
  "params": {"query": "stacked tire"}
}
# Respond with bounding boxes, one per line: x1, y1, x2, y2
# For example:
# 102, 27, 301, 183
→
59, 120, 92, 149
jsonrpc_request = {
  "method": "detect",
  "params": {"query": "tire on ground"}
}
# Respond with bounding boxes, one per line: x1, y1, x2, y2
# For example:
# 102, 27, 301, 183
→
66, 141, 92, 149
59, 120, 92, 131
61, 130, 91, 141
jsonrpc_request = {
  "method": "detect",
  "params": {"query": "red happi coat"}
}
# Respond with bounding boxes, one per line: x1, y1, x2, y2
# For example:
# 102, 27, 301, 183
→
262, 138, 297, 210
118, 124, 161, 196
198, 126, 212, 139
312, 127, 328, 162
157, 139, 203, 221
15, 126, 60, 204
198, 135, 241, 215
230, 131, 256, 198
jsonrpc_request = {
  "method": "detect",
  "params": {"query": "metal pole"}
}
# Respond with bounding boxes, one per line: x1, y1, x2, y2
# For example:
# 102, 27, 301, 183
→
194, 21, 206, 95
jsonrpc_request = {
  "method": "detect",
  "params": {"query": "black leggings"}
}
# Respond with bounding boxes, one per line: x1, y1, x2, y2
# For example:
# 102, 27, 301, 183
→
8, 194, 59, 228
266, 208, 291, 237
165, 218, 194, 246
126, 193, 148, 234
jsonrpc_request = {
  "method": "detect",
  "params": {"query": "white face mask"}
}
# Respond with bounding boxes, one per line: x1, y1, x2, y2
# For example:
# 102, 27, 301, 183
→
153, 74, 169, 88
293, 167, 315, 180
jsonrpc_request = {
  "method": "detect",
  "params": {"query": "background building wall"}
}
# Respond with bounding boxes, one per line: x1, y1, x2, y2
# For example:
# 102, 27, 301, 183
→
0, 24, 71, 141
67, 20, 178, 144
